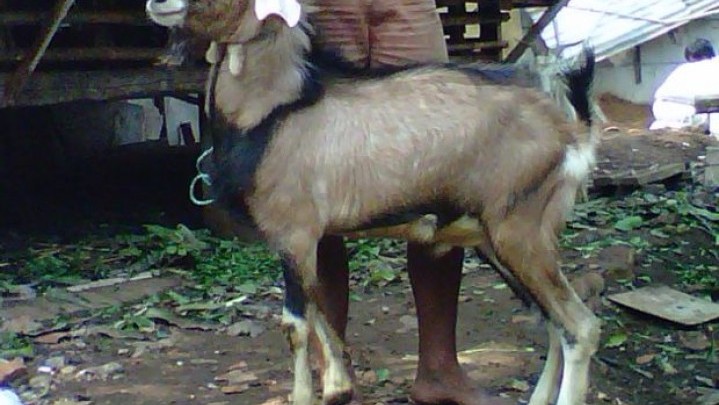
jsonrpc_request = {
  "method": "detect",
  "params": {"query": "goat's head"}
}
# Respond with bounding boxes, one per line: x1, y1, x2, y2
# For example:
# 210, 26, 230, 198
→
146, 0, 302, 43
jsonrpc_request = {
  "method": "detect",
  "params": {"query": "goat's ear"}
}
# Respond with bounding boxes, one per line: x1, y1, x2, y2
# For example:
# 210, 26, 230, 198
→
254, 0, 301, 27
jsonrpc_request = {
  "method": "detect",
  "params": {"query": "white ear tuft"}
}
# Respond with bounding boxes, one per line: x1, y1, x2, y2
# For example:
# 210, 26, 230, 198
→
254, 0, 302, 28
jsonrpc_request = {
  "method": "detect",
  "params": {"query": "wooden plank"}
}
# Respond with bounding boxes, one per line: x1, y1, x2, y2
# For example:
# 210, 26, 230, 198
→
0, 47, 166, 63
592, 163, 686, 187
440, 12, 510, 26
447, 40, 508, 53
2, 0, 76, 106
504, 0, 570, 63
436, 0, 558, 7
608, 286, 719, 326
0, 11, 152, 26
0, 68, 206, 108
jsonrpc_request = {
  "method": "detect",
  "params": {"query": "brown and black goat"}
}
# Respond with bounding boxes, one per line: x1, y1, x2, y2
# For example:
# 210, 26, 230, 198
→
146, 1, 601, 404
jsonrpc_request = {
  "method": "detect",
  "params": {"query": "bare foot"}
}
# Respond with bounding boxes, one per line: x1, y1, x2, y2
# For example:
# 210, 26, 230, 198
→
410, 369, 513, 405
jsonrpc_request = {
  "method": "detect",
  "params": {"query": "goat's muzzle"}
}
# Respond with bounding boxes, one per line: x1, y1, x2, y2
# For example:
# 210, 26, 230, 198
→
146, 0, 188, 27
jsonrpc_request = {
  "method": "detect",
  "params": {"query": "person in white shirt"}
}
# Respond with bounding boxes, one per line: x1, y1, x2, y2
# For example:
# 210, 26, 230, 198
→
651, 38, 718, 135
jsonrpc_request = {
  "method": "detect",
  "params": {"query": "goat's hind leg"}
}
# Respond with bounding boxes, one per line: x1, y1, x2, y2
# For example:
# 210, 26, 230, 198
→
279, 238, 354, 405
491, 220, 601, 405
528, 324, 562, 405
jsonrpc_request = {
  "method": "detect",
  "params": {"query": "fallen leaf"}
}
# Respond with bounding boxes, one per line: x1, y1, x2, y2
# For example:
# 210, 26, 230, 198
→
0, 358, 26, 384
635, 353, 656, 365
76, 362, 124, 381
29, 374, 53, 396
697, 387, 719, 405
396, 315, 417, 334
696, 376, 715, 388
145, 307, 218, 331
507, 379, 530, 392
679, 331, 711, 351
604, 332, 628, 348
221, 384, 250, 394
216, 369, 258, 385
52, 400, 92, 405
228, 361, 248, 371
511, 315, 537, 324
258, 397, 287, 405
1, 315, 43, 335
226, 320, 265, 338
131, 335, 177, 358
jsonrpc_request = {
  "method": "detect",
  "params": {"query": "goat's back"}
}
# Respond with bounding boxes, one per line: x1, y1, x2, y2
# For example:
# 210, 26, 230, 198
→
252, 66, 582, 231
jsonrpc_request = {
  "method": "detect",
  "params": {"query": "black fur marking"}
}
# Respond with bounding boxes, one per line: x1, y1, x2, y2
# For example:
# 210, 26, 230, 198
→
281, 253, 307, 317
207, 57, 324, 208
563, 47, 596, 126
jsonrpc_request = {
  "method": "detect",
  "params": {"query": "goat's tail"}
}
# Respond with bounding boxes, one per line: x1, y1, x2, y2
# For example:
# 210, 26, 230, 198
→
562, 46, 596, 128
560, 47, 598, 186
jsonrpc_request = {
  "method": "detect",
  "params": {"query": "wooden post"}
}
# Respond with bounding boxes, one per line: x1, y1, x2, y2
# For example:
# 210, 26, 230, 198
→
478, 0, 502, 61
3, 0, 76, 105
504, 0, 569, 63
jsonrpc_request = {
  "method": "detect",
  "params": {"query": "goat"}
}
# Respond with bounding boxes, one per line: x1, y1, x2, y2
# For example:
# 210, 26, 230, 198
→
146, 1, 601, 404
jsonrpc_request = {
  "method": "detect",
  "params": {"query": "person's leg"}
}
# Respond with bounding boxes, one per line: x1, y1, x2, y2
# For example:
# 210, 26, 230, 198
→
309, 0, 371, 68
407, 244, 509, 405
315, 235, 350, 339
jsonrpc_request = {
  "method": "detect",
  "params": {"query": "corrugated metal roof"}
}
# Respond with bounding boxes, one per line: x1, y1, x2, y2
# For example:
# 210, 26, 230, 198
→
530, 0, 719, 61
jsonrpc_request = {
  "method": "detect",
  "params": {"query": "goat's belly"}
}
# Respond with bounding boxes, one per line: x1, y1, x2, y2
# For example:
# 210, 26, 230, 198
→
339, 214, 486, 247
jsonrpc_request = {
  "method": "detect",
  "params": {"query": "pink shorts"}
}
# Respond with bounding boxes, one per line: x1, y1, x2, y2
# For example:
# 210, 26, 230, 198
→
310, 0, 448, 68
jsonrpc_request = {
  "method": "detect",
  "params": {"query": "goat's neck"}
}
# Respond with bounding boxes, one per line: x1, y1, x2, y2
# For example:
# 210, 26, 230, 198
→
213, 27, 311, 130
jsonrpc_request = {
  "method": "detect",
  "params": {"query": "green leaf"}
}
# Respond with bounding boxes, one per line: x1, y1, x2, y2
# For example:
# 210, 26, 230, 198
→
605, 332, 628, 348
375, 368, 390, 383
615, 216, 644, 232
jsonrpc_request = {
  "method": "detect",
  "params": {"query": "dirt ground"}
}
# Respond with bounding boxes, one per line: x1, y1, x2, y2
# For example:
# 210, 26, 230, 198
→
1, 95, 718, 405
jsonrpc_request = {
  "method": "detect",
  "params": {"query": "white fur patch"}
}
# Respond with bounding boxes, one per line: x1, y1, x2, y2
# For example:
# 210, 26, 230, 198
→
528, 325, 562, 405
281, 310, 313, 405
555, 335, 592, 405
313, 317, 352, 401
562, 143, 595, 182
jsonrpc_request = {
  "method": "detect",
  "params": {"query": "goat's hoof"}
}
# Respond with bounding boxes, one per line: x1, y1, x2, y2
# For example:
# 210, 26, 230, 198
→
323, 390, 353, 405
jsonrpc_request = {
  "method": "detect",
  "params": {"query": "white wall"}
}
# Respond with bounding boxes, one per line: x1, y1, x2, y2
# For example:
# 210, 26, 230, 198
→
594, 17, 719, 104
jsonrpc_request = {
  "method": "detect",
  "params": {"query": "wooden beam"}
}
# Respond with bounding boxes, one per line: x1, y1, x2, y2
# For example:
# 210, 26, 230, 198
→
0, 47, 168, 63
0, 11, 152, 26
0, 68, 206, 108
503, 0, 569, 63
440, 12, 510, 26
3, 0, 76, 106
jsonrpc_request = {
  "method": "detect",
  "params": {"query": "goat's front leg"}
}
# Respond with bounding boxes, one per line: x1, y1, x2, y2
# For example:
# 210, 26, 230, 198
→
281, 253, 315, 405
279, 233, 354, 405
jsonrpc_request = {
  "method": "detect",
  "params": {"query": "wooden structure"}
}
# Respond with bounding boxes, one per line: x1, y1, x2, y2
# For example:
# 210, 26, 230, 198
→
0, 0, 205, 108
0, 0, 561, 108
436, 0, 560, 62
